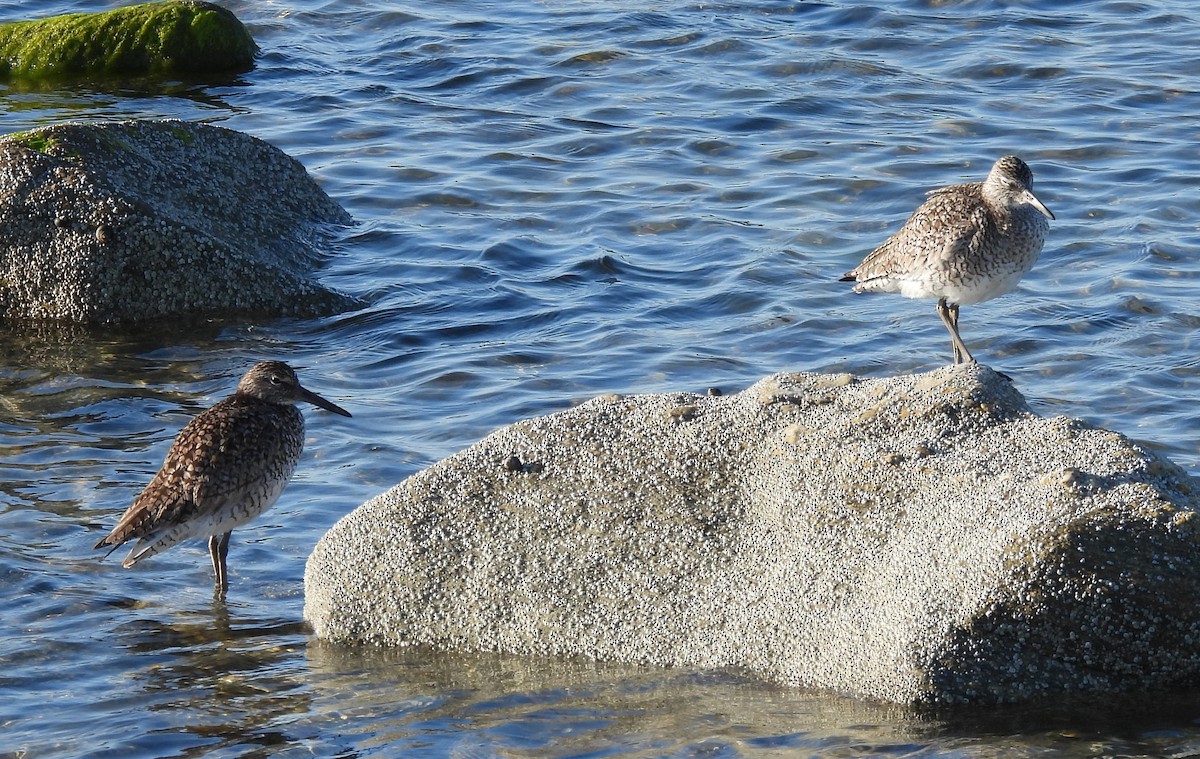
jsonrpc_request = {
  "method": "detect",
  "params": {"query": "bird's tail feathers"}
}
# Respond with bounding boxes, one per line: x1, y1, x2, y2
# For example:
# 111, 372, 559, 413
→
95, 540, 124, 562
119, 533, 180, 569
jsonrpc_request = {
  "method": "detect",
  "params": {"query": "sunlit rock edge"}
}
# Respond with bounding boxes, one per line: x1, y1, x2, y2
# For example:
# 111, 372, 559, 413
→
305, 363, 1200, 705
0, 119, 357, 324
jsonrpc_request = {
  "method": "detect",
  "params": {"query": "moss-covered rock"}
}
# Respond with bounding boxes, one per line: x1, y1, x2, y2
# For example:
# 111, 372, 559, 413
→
0, 119, 358, 323
0, 1, 257, 80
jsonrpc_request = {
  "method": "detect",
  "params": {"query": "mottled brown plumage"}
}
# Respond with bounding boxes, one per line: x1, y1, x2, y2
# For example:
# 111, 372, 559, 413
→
94, 361, 351, 591
840, 156, 1054, 364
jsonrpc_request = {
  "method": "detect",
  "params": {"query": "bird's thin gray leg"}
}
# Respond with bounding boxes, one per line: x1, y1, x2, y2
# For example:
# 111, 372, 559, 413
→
950, 303, 976, 364
209, 532, 232, 591
936, 298, 975, 365
949, 302, 963, 364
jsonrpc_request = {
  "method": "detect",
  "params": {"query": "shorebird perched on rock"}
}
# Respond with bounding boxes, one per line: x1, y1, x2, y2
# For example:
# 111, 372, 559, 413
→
94, 360, 351, 592
839, 155, 1054, 365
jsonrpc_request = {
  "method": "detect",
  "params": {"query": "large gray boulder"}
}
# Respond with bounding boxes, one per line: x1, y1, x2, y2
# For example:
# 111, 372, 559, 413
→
0, 119, 356, 323
305, 364, 1200, 705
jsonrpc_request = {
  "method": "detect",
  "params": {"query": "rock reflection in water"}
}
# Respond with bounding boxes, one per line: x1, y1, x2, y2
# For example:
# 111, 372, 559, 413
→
303, 643, 931, 756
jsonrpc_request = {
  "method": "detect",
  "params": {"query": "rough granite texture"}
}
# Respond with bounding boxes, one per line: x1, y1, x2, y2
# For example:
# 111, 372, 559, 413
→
0, 119, 357, 323
305, 364, 1200, 705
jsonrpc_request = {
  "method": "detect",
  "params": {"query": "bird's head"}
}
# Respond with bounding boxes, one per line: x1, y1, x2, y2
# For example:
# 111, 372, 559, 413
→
237, 361, 352, 417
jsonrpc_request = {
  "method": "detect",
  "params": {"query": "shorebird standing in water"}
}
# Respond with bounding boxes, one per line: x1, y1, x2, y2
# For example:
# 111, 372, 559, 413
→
94, 360, 351, 592
839, 155, 1054, 365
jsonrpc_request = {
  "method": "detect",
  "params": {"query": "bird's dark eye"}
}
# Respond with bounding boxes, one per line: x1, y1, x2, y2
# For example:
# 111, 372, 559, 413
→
270, 375, 283, 385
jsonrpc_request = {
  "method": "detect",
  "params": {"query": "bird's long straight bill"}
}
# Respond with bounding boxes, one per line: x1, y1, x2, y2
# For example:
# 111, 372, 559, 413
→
300, 387, 352, 417
1024, 190, 1054, 220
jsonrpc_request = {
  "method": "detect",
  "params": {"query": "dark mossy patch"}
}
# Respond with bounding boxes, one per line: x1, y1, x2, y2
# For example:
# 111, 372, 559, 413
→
0, 1, 258, 81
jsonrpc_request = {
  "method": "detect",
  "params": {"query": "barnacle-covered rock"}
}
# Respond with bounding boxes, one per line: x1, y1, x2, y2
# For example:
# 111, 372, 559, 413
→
306, 364, 1200, 705
0, 119, 357, 323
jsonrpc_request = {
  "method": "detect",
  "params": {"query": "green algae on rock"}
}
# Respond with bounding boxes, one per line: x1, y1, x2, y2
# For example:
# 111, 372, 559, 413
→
0, 1, 257, 80
0, 119, 358, 323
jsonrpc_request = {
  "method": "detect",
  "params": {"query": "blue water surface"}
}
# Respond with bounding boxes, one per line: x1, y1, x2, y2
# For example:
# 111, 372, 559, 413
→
3, 0, 1200, 755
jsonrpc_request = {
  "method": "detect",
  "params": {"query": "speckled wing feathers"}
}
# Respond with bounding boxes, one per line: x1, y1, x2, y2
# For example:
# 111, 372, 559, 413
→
95, 395, 304, 564
844, 182, 991, 289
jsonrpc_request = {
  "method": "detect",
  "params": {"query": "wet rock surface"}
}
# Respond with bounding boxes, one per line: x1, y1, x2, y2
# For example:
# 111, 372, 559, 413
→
305, 364, 1200, 705
0, 119, 357, 323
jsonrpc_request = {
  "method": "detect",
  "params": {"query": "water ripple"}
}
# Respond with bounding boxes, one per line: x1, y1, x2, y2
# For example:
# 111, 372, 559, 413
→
5, 0, 1200, 754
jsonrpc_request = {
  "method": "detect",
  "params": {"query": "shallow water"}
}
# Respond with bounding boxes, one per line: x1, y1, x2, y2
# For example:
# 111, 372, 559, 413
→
4, 0, 1200, 755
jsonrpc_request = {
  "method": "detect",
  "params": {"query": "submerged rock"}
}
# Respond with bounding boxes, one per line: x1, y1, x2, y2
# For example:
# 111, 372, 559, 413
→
305, 364, 1200, 705
0, 1, 257, 80
0, 119, 357, 323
